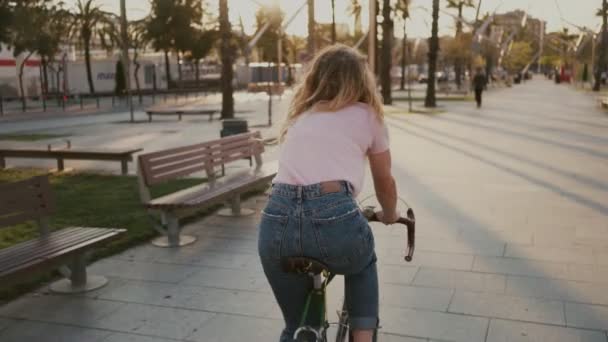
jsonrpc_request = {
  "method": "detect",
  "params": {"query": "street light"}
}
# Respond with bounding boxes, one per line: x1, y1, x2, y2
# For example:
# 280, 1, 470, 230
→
120, 0, 134, 122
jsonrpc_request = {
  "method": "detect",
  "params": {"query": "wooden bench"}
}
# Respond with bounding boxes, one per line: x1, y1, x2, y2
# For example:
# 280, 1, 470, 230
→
145, 109, 218, 122
0, 175, 125, 293
137, 131, 277, 247
0, 146, 142, 175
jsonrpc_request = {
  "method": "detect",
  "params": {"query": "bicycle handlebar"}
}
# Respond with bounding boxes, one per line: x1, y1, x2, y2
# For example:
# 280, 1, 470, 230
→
362, 206, 416, 262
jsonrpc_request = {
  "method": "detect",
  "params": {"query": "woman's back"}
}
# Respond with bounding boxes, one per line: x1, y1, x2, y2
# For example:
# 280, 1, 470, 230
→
274, 103, 388, 197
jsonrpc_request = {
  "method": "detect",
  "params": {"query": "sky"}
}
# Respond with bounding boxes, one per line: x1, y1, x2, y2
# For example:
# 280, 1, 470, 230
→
61, 0, 601, 38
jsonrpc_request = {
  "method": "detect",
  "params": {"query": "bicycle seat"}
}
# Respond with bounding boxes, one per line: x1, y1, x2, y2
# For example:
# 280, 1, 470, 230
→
281, 257, 329, 275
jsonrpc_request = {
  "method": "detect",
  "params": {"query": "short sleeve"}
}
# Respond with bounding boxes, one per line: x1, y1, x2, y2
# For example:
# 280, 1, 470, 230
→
369, 117, 390, 154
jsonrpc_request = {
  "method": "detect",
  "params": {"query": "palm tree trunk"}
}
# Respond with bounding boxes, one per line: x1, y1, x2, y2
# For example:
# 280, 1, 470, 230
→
425, 0, 439, 108
195, 59, 200, 87
84, 37, 95, 94
455, 3, 463, 89
18, 52, 34, 111
594, 0, 607, 91
380, 0, 392, 104
220, 0, 234, 119
164, 49, 172, 89
331, 0, 336, 43
307, 0, 315, 55
133, 51, 142, 104
400, 21, 407, 90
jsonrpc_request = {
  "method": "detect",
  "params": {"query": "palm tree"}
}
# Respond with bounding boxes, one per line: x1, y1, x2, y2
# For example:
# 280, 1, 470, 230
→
70, 0, 110, 94
380, 0, 393, 104
348, 0, 363, 36
396, 0, 410, 90
307, 0, 315, 55
219, 0, 234, 119
331, 0, 336, 43
447, 0, 474, 89
425, 0, 440, 108
594, 0, 608, 91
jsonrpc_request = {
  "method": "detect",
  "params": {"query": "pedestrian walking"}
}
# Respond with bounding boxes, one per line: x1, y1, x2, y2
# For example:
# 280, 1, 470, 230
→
473, 68, 487, 108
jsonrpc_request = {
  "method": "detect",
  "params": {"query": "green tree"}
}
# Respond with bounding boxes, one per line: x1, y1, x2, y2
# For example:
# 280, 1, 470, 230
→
146, 0, 176, 88
425, 0, 440, 108
396, 0, 410, 90
447, 0, 474, 88
69, 0, 111, 94
503, 41, 533, 73
219, 0, 234, 119
254, 4, 286, 63
380, 0, 393, 104
188, 29, 218, 87
594, 0, 607, 91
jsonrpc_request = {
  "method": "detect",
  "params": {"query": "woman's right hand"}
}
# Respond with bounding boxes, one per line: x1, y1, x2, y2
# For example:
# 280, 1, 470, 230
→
376, 210, 400, 225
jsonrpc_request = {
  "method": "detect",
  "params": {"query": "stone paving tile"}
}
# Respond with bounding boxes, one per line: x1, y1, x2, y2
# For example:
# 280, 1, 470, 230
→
87, 280, 202, 307
486, 319, 607, 342
176, 285, 280, 319
379, 306, 488, 342
102, 333, 181, 342
376, 334, 429, 342
505, 245, 595, 265
506, 275, 608, 305
0, 294, 124, 326
89, 259, 201, 283
395, 237, 505, 256
472, 256, 608, 283
565, 302, 608, 331
0, 320, 111, 342
381, 250, 474, 271
180, 265, 269, 292
412, 268, 507, 293
460, 229, 534, 246
0, 317, 15, 333
378, 264, 419, 285
186, 313, 282, 342
449, 291, 565, 325
380, 283, 453, 311
91, 303, 216, 340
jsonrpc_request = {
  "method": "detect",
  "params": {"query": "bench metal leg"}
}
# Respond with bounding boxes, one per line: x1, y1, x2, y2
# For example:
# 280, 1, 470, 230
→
218, 194, 255, 217
121, 160, 128, 175
148, 114, 152, 122
151, 212, 197, 248
57, 158, 64, 171
50, 253, 108, 294
0, 155, 5, 169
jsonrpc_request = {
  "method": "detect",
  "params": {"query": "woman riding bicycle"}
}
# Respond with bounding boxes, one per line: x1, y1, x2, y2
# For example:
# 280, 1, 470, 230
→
258, 44, 398, 342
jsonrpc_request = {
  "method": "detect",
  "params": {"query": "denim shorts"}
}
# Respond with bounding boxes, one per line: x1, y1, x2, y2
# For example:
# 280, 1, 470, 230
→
258, 181, 378, 341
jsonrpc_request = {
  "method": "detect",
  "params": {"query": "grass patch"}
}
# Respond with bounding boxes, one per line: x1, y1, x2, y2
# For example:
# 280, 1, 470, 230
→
0, 168, 205, 299
0, 133, 71, 141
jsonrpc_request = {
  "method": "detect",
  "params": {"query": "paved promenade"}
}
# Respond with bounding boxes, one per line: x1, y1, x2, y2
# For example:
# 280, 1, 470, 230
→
0, 80, 607, 341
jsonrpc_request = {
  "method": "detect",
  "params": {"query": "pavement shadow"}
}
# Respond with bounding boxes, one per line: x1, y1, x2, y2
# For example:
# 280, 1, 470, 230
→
387, 115, 608, 194
430, 115, 608, 160
449, 111, 608, 146
384, 121, 607, 329
386, 117, 608, 217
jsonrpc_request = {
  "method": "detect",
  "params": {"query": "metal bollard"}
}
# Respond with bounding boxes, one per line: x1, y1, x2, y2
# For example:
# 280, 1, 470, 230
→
42, 95, 47, 111
80, 96, 83, 109
0, 96, 3, 116
96, 96, 100, 108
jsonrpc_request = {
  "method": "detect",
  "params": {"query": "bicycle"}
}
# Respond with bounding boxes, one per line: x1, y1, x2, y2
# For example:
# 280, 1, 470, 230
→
280, 205, 416, 342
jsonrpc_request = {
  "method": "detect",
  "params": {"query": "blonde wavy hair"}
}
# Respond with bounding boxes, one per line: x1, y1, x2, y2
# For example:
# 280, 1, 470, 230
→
280, 44, 384, 142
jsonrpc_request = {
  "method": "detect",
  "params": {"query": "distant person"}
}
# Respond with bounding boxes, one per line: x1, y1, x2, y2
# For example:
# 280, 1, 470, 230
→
473, 68, 487, 108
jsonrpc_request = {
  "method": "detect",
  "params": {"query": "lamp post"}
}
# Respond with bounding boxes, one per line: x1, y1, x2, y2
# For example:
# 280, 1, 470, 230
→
120, 0, 134, 122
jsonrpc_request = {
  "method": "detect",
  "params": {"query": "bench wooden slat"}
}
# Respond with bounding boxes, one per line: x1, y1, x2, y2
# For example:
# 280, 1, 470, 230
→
0, 228, 114, 270
0, 228, 125, 286
147, 161, 277, 209
0, 228, 82, 260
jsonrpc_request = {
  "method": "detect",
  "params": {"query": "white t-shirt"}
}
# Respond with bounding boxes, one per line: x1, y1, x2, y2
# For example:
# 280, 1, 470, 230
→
273, 102, 390, 197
